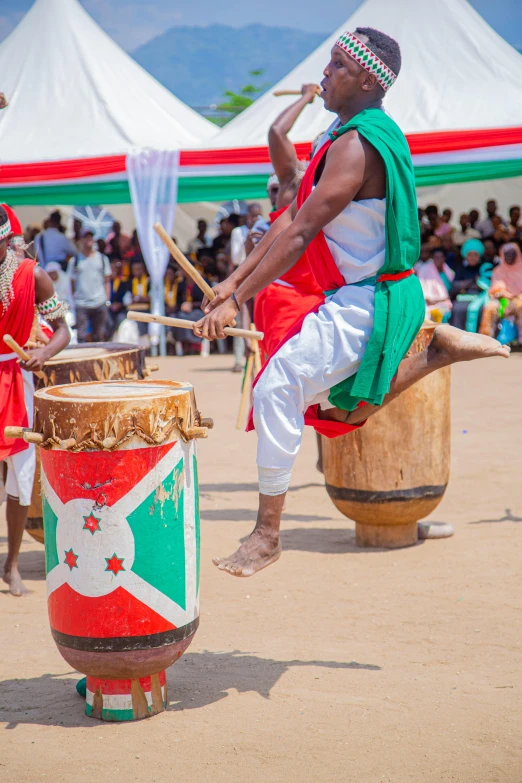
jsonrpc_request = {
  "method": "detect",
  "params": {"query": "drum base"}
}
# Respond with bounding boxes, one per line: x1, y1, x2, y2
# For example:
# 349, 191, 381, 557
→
85, 671, 167, 721
355, 520, 418, 549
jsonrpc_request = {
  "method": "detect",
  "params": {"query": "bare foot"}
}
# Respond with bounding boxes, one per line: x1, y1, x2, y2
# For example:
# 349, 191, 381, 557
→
432, 324, 510, 362
3, 567, 30, 596
213, 528, 282, 577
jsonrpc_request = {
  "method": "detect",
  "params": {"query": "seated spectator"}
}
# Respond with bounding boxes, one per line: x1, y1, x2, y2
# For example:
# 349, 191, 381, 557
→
34, 210, 76, 270
187, 219, 211, 257
164, 264, 183, 316
454, 213, 481, 247
483, 239, 501, 267
476, 199, 506, 239
416, 248, 455, 322
440, 233, 459, 270
105, 221, 131, 261
449, 239, 493, 332
479, 243, 522, 344
469, 209, 480, 230
507, 205, 521, 241
491, 215, 510, 246
171, 269, 213, 356
441, 208, 453, 224
107, 259, 131, 337
128, 259, 150, 312
128, 259, 150, 339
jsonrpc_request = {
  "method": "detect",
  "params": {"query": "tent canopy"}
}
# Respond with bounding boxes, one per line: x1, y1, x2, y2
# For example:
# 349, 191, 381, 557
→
0, 0, 217, 163
212, 0, 522, 147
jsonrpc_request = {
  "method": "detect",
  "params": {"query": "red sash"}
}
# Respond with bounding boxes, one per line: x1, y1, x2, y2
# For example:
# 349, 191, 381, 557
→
0, 259, 36, 460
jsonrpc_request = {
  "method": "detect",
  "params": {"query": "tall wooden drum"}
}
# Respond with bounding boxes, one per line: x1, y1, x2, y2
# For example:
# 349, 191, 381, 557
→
322, 324, 450, 548
26, 343, 147, 544
33, 379, 207, 721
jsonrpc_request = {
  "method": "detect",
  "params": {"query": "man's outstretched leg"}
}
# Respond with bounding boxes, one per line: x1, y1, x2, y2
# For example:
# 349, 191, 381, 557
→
323, 325, 510, 427
213, 493, 284, 577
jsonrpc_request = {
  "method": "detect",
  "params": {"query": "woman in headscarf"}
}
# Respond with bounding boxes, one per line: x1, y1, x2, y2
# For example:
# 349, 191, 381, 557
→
449, 238, 492, 332
415, 247, 455, 322
479, 242, 522, 343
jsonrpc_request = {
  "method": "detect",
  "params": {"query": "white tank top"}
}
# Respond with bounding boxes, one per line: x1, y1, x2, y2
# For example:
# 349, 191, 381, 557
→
323, 198, 386, 285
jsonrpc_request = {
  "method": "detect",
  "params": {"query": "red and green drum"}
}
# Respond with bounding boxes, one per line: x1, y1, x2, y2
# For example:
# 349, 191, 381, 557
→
33, 379, 210, 721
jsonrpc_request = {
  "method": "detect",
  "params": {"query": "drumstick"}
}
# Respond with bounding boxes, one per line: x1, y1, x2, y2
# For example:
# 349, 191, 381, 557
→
154, 223, 215, 302
4, 426, 44, 444
251, 323, 262, 376
127, 311, 263, 342
273, 87, 322, 97
236, 352, 254, 430
3, 335, 45, 379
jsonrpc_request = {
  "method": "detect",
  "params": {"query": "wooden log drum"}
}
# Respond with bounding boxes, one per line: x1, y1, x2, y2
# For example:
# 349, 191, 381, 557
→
26, 343, 147, 544
322, 324, 450, 548
32, 379, 209, 721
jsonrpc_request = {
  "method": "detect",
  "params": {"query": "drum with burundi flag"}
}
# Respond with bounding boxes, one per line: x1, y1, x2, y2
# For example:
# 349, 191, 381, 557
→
33, 379, 210, 722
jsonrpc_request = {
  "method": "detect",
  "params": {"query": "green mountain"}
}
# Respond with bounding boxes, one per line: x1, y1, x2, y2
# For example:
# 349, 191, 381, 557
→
131, 24, 326, 110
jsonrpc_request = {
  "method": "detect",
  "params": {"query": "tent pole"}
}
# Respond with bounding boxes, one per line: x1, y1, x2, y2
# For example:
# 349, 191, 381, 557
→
150, 279, 166, 357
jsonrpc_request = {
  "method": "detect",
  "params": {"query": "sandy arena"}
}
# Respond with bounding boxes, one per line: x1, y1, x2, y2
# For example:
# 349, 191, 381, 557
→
1, 353, 521, 783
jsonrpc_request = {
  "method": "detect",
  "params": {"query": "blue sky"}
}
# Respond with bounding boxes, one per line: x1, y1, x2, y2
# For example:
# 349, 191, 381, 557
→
1, 0, 521, 51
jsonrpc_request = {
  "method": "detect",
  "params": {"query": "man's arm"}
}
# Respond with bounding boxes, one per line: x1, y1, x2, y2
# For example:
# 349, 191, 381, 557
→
268, 84, 321, 186
23, 267, 70, 372
196, 131, 369, 339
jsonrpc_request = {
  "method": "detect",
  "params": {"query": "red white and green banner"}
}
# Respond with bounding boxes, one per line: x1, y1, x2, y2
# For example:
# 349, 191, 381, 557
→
1, 126, 522, 205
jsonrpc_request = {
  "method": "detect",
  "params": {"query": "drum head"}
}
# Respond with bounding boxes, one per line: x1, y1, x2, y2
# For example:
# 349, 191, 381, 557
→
44, 343, 141, 365
35, 379, 192, 403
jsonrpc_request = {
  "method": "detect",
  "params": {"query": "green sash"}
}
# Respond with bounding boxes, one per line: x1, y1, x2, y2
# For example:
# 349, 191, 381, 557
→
327, 108, 425, 411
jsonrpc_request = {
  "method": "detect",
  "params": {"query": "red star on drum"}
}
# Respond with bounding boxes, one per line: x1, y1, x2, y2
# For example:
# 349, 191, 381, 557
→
105, 553, 125, 576
64, 548, 79, 571
82, 513, 102, 535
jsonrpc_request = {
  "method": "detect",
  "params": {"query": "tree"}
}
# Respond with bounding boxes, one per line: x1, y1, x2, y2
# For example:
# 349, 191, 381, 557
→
214, 69, 268, 126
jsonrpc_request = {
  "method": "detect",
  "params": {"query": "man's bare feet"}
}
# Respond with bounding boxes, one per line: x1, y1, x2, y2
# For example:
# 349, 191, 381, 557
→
3, 567, 30, 596
431, 324, 510, 362
213, 528, 282, 577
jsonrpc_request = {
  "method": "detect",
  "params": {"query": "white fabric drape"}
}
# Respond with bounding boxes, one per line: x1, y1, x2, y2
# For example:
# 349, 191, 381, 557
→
126, 149, 179, 354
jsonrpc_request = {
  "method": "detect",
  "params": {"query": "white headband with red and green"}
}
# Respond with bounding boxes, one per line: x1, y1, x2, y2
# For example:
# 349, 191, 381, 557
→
0, 218, 11, 240
335, 31, 397, 92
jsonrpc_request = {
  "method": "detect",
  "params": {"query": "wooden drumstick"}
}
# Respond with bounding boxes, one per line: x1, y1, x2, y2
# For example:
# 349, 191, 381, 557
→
154, 223, 215, 302
127, 311, 263, 342
273, 87, 322, 97
236, 352, 254, 430
251, 322, 262, 376
3, 334, 45, 379
4, 426, 44, 444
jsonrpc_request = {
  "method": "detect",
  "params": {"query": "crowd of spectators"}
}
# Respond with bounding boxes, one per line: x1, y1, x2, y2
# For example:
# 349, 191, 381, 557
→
24, 195, 522, 358
415, 200, 522, 345
25, 204, 270, 361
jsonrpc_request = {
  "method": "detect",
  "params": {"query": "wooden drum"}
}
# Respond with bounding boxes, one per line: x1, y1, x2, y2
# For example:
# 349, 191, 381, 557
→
33, 379, 209, 721
322, 324, 450, 548
26, 343, 148, 544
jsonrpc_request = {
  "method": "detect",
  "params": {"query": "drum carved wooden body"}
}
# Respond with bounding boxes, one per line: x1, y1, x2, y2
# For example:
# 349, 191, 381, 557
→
322, 325, 450, 548
33, 379, 208, 721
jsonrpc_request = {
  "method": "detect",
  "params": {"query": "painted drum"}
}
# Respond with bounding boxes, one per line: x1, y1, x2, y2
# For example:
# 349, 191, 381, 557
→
322, 324, 450, 548
27, 343, 147, 545
33, 380, 207, 721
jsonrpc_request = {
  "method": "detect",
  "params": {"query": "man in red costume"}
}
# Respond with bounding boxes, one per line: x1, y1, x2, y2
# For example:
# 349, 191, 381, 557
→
0, 205, 70, 595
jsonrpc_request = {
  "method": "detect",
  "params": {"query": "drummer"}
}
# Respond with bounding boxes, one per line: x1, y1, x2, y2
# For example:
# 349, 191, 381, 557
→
0, 205, 70, 596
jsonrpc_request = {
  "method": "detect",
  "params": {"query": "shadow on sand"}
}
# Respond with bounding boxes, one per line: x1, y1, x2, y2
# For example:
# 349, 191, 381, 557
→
0, 651, 381, 728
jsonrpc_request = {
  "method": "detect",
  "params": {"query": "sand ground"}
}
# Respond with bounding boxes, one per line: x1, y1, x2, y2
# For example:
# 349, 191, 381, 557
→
0, 353, 521, 783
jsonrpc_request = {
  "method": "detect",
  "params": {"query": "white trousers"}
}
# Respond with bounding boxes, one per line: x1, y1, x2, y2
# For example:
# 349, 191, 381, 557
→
0, 369, 35, 507
254, 285, 375, 494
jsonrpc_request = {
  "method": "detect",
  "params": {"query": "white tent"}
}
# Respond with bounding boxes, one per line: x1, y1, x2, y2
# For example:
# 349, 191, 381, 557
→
209, 0, 522, 212
0, 0, 216, 162
0, 0, 220, 354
